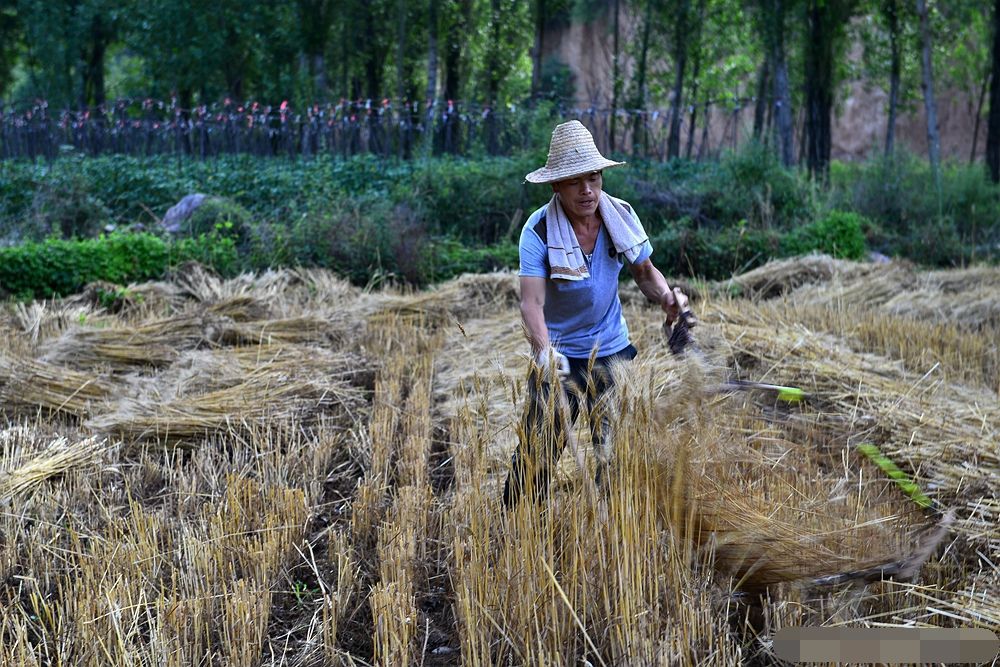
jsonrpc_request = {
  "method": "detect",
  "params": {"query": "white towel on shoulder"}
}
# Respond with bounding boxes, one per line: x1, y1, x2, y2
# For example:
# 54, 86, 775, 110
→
546, 192, 649, 281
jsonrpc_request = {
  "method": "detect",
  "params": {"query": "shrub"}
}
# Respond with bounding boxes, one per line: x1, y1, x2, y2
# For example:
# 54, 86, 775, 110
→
0, 232, 237, 300
423, 238, 519, 282
29, 170, 112, 240
829, 152, 1000, 263
702, 141, 815, 230
651, 218, 781, 280
782, 210, 868, 260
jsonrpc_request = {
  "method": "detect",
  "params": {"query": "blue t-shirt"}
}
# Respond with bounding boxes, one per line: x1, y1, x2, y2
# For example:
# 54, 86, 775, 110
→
518, 203, 653, 359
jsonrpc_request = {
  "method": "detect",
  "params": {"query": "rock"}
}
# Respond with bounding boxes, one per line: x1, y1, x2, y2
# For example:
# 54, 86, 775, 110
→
161, 193, 209, 234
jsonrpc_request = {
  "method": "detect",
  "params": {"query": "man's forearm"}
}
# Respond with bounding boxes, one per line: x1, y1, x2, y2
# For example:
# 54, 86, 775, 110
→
635, 266, 671, 304
520, 302, 549, 354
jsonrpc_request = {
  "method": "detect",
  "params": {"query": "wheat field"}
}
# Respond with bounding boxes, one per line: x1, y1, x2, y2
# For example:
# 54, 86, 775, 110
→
0, 257, 996, 666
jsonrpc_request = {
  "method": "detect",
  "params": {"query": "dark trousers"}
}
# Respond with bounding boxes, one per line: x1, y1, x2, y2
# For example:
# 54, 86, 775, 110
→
502, 344, 637, 508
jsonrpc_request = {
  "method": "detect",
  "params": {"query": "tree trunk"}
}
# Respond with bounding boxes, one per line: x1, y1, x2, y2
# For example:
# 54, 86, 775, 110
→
485, 0, 503, 153
667, 0, 691, 159
632, 0, 654, 156
971, 72, 989, 163
299, 1, 333, 100
804, 0, 839, 179
916, 0, 941, 178
443, 0, 471, 102
684, 0, 707, 159
772, 0, 794, 166
685, 65, 701, 160
531, 0, 545, 100
83, 13, 109, 108
884, 0, 901, 157
426, 0, 439, 103
986, 0, 1000, 181
363, 4, 381, 99
339, 11, 350, 98
396, 0, 407, 104
313, 54, 328, 100
610, 0, 621, 152
698, 104, 711, 160
753, 58, 770, 139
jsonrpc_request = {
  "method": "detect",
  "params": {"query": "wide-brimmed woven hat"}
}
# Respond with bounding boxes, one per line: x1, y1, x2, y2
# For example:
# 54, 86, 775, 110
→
525, 120, 625, 184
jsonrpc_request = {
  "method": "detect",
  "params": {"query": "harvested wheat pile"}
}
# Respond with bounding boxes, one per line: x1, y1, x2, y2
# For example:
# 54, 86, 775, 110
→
374, 272, 520, 326
725, 254, 876, 299
91, 372, 368, 446
218, 314, 355, 347
747, 256, 1000, 329
40, 312, 233, 370
0, 354, 118, 419
0, 428, 114, 501
146, 345, 376, 403
703, 299, 998, 533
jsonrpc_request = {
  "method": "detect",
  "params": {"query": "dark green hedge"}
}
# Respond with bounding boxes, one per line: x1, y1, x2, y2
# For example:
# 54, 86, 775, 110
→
0, 232, 237, 300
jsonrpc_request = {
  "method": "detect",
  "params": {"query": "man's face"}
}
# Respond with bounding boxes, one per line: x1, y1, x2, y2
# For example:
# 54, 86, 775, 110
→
551, 171, 603, 220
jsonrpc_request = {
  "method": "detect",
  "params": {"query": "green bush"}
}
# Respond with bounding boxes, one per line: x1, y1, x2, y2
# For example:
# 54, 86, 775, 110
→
0, 232, 237, 300
423, 238, 519, 282
2, 147, 996, 294
651, 218, 781, 280
782, 210, 867, 260
829, 151, 1000, 264
27, 168, 112, 240
701, 141, 816, 230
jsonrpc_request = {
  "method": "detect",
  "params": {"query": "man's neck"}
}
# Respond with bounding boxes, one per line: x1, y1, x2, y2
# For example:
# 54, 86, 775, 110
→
568, 213, 601, 234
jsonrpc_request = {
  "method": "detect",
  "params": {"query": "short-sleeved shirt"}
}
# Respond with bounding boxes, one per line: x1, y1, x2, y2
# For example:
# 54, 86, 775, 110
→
518, 203, 653, 359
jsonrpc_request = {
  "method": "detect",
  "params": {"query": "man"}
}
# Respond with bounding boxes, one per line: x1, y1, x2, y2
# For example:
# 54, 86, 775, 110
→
503, 120, 688, 508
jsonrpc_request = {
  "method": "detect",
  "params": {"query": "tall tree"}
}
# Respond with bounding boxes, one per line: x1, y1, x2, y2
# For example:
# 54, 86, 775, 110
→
666, 0, 691, 159
803, 0, 854, 178
79, 3, 117, 107
426, 0, 439, 103
0, 0, 18, 97
684, 0, 707, 159
987, 0, 1000, 181
883, 0, 902, 156
915, 0, 941, 179
760, 0, 795, 165
396, 0, 408, 104
609, 0, 621, 151
531, 0, 546, 99
630, 0, 655, 155
16, 0, 102, 108
297, 0, 335, 101
442, 0, 472, 101
752, 58, 771, 140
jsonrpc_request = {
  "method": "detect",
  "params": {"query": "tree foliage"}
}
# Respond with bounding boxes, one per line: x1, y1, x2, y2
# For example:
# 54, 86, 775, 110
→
0, 0, 994, 175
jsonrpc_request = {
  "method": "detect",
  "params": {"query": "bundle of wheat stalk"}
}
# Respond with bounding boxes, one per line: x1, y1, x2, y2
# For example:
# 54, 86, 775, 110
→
0, 354, 118, 418
701, 299, 998, 545
374, 271, 520, 327
40, 312, 232, 370
724, 254, 876, 299
601, 355, 932, 593
762, 257, 1000, 330
148, 345, 376, 403
90, 370, 368, 446
217, 314, 354, 347
0, 431, 114, 501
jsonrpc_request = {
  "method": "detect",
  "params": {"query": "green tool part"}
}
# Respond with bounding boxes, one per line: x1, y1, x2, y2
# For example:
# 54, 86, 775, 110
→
856, 443, 934, 510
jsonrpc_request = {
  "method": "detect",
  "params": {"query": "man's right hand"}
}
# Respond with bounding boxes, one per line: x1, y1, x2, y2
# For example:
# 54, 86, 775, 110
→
535, 346, 571, 379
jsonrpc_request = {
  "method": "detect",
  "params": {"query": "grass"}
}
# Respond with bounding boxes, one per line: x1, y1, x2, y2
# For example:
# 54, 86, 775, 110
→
0, 256, 996, 664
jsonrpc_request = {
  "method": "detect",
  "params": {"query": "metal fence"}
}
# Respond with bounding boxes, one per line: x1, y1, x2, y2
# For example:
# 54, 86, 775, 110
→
0, 97, 757, 161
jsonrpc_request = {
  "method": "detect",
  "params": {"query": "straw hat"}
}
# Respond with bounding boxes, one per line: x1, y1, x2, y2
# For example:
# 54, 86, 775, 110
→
525, 120, 625, 184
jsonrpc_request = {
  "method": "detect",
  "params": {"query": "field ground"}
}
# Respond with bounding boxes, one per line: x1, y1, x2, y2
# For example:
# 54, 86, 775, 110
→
0, 255, 997, 665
